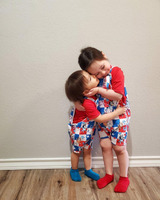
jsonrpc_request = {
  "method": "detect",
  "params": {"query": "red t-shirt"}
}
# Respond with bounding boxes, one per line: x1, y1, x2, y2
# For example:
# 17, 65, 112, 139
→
73, 96, 100, 123
111, 67, 126, 105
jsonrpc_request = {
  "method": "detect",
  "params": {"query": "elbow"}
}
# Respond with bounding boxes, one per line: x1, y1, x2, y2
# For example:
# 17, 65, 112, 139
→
117, 94, 123, 101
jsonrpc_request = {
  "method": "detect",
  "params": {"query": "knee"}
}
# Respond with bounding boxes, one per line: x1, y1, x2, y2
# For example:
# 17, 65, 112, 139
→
83, 148, 91, 155
113, 145, 126, 155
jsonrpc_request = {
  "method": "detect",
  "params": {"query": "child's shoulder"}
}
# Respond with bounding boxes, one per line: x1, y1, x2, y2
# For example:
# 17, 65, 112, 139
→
83, 96, 97, 105
112, 66, 122, 71
111, 66, 124, 75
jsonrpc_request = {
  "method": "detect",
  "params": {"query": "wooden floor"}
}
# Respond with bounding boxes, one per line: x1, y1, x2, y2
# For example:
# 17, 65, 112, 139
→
0, 167, 159, 200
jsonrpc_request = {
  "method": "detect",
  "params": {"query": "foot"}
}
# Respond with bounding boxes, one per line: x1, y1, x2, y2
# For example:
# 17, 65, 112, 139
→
97, 174, 114, 189
70, 168, 81, 182
114, 176, 130, 193
84, 169, 100, 181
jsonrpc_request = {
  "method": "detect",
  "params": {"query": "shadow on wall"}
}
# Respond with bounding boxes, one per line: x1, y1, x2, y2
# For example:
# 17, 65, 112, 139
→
127, 129, 132, 157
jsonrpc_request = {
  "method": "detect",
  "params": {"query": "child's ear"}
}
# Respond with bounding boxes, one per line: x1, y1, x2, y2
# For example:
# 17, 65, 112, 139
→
83, 89, 89, 96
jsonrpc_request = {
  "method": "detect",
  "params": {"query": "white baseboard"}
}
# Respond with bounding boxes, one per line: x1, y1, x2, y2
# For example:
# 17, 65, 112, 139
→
0, 156, 160, 170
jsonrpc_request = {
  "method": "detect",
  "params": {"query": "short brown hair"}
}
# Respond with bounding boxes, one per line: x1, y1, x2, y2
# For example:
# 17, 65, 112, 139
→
78, 47, 106, 70
65, 70, 87, 103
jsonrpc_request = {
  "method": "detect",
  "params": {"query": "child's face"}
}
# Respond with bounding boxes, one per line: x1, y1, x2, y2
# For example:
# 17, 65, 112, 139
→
82, 71, 99, 90
87, 59, 110, 79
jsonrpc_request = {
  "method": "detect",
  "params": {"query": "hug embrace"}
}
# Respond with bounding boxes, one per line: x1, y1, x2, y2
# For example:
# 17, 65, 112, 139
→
65, 47, 131, 193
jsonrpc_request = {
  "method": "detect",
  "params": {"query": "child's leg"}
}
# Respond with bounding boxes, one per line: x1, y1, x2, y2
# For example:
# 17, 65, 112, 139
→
97, 138, 114, 189
83, 148, 100, 180
113, 145, 129, 177
70, 152, 81, 181
113, 145, 130, 192
83, 148, 91, 170
100, 138, 113, 175
71, 151, 81, 169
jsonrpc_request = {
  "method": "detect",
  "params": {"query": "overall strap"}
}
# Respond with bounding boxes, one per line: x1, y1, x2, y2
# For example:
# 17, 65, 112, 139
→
69, 106, 75, 124
106, 65, 115, 89
106, 66, 113, 89
83, 96, 99, 108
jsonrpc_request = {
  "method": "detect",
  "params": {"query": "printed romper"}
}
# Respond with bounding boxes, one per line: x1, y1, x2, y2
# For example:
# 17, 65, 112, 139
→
68, 97, 98, 153
97, 67, 131, 146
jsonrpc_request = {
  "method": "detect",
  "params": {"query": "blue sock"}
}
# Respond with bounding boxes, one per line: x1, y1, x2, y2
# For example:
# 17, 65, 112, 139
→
70, 168, 81, 182
84, 169, 100, 180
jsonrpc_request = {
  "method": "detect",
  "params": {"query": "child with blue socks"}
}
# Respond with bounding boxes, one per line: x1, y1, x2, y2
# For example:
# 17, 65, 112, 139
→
65, 70, 126, 182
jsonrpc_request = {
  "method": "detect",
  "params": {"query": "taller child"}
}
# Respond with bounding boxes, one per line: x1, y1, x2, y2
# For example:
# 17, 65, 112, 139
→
78, 47, 131, 193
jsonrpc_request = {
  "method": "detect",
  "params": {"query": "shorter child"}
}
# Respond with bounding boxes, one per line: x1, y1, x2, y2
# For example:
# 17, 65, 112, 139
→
65, 70, 126, 182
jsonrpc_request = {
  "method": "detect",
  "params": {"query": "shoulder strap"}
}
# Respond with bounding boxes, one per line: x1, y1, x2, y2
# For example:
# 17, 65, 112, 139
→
84, 96, 99, 107
83, 96, 96, 103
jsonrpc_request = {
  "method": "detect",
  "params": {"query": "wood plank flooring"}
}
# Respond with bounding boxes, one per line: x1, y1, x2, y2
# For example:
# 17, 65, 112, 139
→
0, 167, 159, 200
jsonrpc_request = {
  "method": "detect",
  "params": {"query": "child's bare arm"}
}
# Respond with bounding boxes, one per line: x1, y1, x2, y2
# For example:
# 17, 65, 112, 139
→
86, 87, 122, 101
98, 88, 122, 100
93, 106, 126, 123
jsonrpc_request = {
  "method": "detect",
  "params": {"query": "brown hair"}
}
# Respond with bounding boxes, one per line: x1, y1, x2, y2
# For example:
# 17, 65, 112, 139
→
65, 70, 87, 103
78, 47, 106, 70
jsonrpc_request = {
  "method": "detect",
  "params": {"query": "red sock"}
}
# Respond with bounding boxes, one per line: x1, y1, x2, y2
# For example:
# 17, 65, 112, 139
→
97, 174, 114, 189
114, 176, 130, 193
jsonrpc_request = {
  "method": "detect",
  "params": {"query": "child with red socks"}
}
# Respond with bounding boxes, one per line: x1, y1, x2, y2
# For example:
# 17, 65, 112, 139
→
65, 70, 126, 182
78, 47, 131, 192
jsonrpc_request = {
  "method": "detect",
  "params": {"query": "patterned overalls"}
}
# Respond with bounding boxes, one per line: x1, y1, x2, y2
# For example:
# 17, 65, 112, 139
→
97, 66, 131, 146
68, 97, 99, 153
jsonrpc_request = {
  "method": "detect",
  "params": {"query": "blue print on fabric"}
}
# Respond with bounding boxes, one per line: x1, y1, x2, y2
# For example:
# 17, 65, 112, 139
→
124, 87, 128, 96
112, 119, 120, 127
86, 138, 92, 145
86, 134, 91, 140
112, 131, 118, 138
76, 122, 82, 128
75, 134, 79, 140
74, 146, 79, 152
88, 121, 95, 128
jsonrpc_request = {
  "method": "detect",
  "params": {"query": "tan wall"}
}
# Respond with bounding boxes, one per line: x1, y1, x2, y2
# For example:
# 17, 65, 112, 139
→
0, 0, 160, 159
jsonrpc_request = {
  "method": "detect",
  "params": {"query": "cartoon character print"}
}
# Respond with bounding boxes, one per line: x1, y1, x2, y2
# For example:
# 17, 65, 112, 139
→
97, 66, 131, 145
68, 97, 98, 153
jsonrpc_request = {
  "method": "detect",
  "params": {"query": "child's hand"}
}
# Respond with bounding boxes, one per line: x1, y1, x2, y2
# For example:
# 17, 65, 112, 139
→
115, 105, 126, 115
85, 87, 99, 96
74, 101, 85, 111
